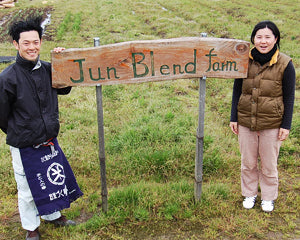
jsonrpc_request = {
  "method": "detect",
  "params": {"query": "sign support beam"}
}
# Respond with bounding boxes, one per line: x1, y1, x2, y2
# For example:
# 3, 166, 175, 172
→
194, 75, 206, 201
194, 33, 208, 201
94, 37, 108, 212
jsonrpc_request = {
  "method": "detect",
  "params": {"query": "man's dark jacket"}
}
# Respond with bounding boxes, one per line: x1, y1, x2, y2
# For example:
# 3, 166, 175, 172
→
0, 53, 71, 148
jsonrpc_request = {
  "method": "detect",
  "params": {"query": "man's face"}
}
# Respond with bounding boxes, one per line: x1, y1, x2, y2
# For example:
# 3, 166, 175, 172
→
13, 30, 42, 62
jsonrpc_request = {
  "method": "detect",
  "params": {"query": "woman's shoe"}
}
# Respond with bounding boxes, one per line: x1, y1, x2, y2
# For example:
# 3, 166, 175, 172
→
242, 195, 257, 209
261, 200, 274, 212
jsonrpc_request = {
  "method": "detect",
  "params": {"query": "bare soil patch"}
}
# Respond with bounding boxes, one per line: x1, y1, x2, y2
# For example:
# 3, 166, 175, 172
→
0, 6, 54, 42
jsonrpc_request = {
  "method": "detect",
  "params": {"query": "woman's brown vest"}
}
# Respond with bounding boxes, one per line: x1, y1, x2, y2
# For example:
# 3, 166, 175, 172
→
237, 50, 291, 131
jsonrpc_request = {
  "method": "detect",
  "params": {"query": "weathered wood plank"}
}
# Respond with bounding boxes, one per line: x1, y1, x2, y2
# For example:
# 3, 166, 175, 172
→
51, 37, 250, 88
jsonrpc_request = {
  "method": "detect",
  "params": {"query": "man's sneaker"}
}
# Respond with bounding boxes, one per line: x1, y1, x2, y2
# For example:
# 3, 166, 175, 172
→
242, 195, 257, 209
26, 228, 40, 240
261, 200, 274, 212
45, 215, 76, 227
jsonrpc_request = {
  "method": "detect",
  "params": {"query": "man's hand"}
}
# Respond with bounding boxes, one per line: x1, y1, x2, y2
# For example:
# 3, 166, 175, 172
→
230, 122, 238, 135
53, 47, 65, 53
278, 128, 290, 141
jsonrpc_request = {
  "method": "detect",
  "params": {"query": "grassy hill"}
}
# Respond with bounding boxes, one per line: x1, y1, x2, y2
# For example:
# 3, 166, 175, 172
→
0, 0, 299, 239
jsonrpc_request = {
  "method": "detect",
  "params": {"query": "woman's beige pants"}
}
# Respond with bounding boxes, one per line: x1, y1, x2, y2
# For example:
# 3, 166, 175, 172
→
238, 125, 282, 201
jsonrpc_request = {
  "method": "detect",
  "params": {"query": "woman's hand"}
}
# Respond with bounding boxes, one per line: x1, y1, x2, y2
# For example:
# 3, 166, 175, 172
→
230, 122, 238, 135
278, 128, 290, 141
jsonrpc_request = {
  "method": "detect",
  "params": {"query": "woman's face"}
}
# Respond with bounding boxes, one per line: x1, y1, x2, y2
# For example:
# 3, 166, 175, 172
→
254, 27, 277, 54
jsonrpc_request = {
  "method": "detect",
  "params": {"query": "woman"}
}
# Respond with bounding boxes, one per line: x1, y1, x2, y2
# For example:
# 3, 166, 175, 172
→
229, 20, 295, 212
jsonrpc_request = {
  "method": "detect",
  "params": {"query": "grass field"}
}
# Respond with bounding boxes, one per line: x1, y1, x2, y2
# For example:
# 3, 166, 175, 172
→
0, 0, 299, 239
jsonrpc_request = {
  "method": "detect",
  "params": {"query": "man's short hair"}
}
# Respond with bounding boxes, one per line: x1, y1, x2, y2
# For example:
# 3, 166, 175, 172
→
8, 16, 43, 43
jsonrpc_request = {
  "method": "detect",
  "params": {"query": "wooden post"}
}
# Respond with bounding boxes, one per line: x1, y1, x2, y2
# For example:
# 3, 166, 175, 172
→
194, 33, 207, 201
94, 37, 108, 212
194, 75, 206, 201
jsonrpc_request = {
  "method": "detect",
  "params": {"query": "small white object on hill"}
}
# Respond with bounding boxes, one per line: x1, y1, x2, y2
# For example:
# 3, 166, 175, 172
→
0, 0, 16, 9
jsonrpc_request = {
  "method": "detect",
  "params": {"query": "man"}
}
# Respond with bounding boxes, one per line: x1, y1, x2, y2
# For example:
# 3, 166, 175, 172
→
0, 16, 83, 240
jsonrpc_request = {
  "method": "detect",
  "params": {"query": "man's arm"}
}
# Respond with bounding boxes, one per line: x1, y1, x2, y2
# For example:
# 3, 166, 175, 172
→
57, 86, 72, 95
0, 81, 13, 134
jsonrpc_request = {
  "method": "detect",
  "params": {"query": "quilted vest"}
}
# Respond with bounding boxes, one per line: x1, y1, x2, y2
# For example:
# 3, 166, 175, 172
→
237, 50, 291, 131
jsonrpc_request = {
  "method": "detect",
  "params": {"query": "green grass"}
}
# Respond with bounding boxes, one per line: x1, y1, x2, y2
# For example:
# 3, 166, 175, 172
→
0, 0, 299, 239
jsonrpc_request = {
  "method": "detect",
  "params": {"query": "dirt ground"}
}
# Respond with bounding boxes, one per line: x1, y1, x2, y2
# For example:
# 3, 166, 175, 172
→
0, 6, 54, 42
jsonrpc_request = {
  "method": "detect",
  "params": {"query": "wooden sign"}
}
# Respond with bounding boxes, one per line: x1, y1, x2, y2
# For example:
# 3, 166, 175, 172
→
51, 37, 250, 88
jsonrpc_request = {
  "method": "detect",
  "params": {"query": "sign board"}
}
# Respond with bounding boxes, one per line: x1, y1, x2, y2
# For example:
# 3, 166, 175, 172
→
51, 37, 249, 88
